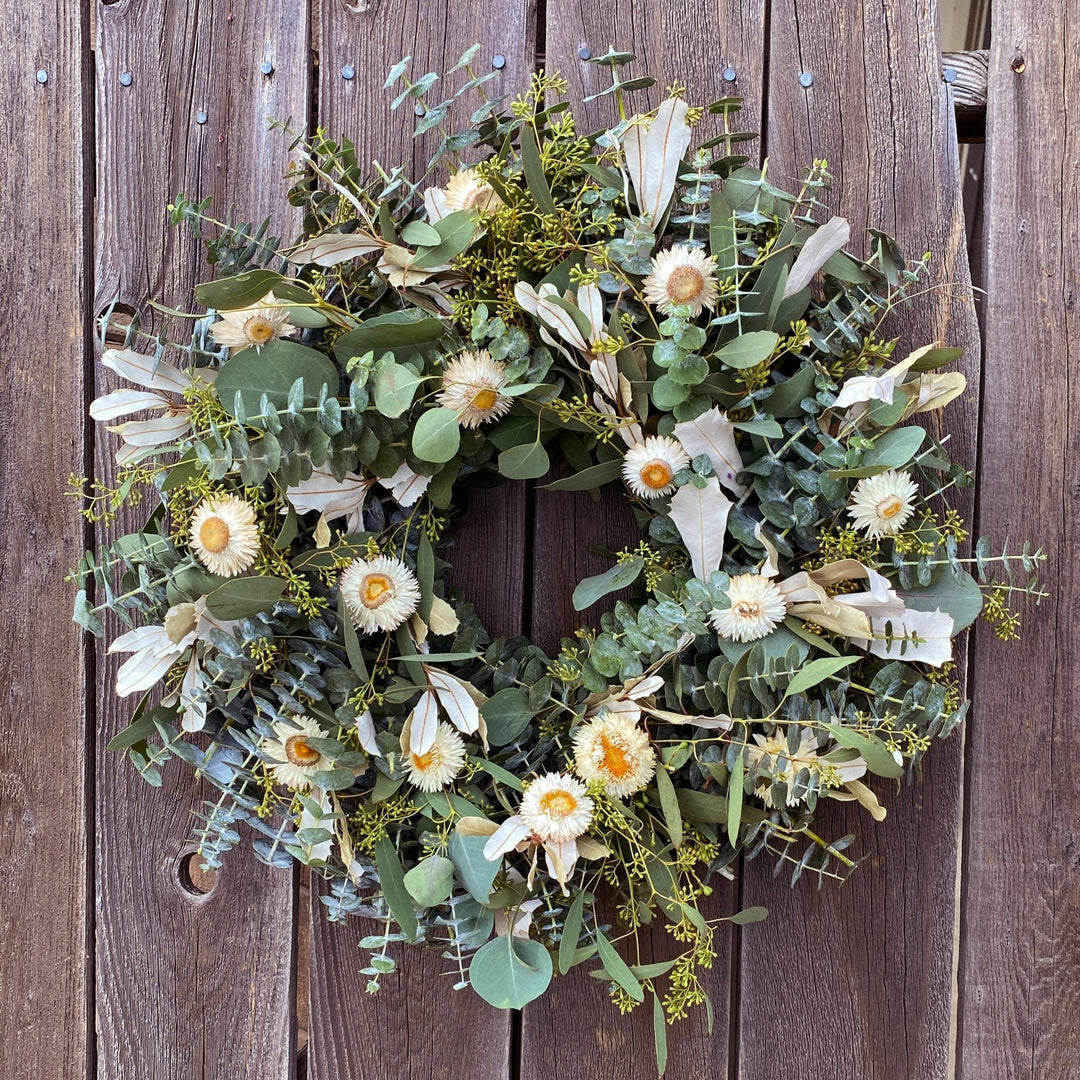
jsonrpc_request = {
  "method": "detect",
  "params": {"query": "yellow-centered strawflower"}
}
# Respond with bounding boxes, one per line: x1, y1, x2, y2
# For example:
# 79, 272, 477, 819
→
260, 715, 332, 791
517, 773, 594, 843
209, 292, 297, 352
710, 573, 787, 643
572, 711, 656, 798
437, 349, 513, 428
642, 244, 720, 317
443, 167, 502, 213
339, 554, 421, 634
847, 469, 919, 539
189, 494, 260, 577
406, 720, 467, 792
622, 435, 690, 499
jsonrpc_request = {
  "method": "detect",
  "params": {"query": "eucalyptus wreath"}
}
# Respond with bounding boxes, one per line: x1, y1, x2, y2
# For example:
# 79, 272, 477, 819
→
73, 48, 1043, 1066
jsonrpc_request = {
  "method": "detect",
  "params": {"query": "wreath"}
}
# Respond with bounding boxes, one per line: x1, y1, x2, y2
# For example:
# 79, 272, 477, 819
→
74, 49, 1043, 1066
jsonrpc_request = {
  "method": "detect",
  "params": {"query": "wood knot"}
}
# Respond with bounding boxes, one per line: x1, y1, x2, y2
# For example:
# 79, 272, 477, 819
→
176, 849, 218, 898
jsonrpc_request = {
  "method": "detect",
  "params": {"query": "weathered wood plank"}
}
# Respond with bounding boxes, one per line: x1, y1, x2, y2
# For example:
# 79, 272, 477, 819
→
737, 2, 980, 1078
93, 3, 310, 1076
959, 5, 1080, 1076
943, 50, 988, 140
0, 4, 91, 1078
306, 6, 533, 1077
545, 0, 765, 148
520, 5, 765, 1076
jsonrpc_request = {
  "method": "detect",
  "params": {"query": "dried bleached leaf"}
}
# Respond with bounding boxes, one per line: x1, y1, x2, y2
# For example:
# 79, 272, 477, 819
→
673, 407, 747, 497
622, 98, 693, 226
783, 216, 850, 298
668, 477, 732, 581
289, 231, 383, 267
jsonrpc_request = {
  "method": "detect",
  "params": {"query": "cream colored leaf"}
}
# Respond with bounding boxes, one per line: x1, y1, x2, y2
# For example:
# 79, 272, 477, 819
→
843, 779, 888, 821
642, 706, 734, 731
673, 407, 747, 497
384, 462, 431, 508
575, 836, 611, 860
427, 595, 460, 636
290, 231, 383, 267
407, 689, 439, 755
101, 348, 192, 394
424, 665, 481, 735
624, 98, 693, 226
668, 476, 732, 581
863, 607, 955, 667
783, 216, 850, 297
457, 815, 500, 837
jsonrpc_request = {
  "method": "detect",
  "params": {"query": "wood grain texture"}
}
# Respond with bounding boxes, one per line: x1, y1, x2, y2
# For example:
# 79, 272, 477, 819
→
0, 3, 91, 1078
520, 5, 765, 1077
959, 4, 1080, 1076
943, 50, 988, 141
737, 3, 980, 1078
545, 0, 765, 149
317, 0, 536, 167
305, 7, 532, 1077
93, 3, 309, 1076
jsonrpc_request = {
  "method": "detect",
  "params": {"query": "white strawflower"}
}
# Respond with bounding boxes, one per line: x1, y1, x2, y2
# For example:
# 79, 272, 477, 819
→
339, 554, 421, 634
622, 435, 690, 498
189, 494, 260, 577
847, 469, 919, 539
642, 244, 720, 317
260, 715, 331, 791
572, 712, 656, 799
209, 292, 297, 352
443, 167, 502, 213
437, 349, 512, 428
710, 574, 787, 642
406, 721, 467, 792
517, 773, 594, 843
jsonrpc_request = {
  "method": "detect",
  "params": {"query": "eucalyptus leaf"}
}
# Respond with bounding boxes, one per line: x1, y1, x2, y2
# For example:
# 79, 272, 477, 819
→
375, 836, 419, 941
216, 340, 340, 422
334, 311, 446, 365
716, 330, 779, 370
412, 407, 462, 463
498, 440, 550, 480
480, 688, 533, 746
403, 855, 456, 908
823, 722, 904, 778
783, 655, 859, 699
449, 831, 500, 903
902, 569, 983, 631
863, 426, 926, 470
571, 556, 643, 611
469, 934, 553, 1009
595, 933, 644, 1002
204, 576, 288, 619
195, 268, 283, 310
374, 361, 423, 418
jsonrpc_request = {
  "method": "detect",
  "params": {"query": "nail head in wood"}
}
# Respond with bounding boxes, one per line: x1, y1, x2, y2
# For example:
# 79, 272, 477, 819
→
119, 71, 133, 87
414, 103, 425, 117
36, 69, 48, 84
342, 65, 356, 80
196, 110, 208, 125
723, 67, 737, 83
492, 54, 506, 70
799, 71, 813, 88
578, 46, 591, 61
261, 60, 274, 76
